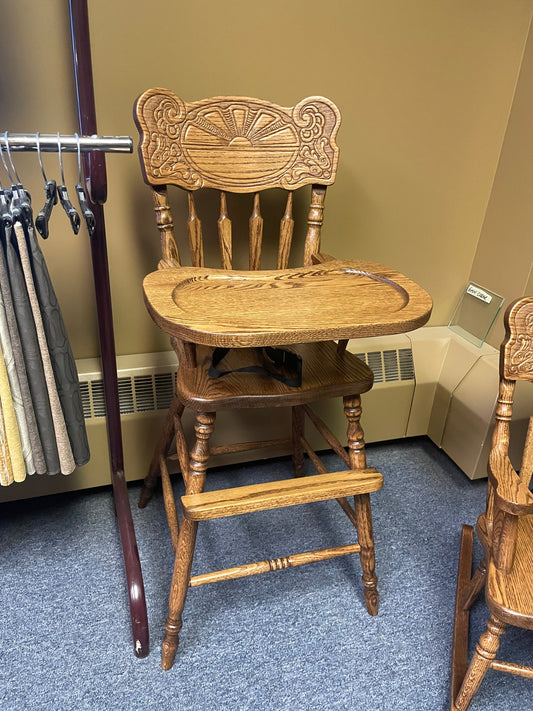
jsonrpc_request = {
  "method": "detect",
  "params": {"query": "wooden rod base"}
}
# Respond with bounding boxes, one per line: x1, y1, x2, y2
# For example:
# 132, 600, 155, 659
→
451, 524, 475, 709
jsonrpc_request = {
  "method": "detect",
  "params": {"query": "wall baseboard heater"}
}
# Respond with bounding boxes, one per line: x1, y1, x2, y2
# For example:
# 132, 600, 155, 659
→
3, 326, 531, 502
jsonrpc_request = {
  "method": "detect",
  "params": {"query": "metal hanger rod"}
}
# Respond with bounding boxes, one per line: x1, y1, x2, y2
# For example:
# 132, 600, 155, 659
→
1, 133, 133, 153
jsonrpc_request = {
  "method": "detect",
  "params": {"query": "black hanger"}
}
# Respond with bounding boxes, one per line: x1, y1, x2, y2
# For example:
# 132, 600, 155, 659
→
35, 132, 57, 239
74, 133, 95, 236
2, 132, 33, 226
56, 132, 80, 235
0, 141, 13, 228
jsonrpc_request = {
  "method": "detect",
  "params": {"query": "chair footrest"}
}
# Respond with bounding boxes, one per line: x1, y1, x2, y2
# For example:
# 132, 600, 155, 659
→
182, 468, 383, 521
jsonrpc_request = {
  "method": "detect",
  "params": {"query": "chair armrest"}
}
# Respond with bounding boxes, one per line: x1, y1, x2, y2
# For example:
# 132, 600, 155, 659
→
489, 447, 533, 515
311, 252, 336, 264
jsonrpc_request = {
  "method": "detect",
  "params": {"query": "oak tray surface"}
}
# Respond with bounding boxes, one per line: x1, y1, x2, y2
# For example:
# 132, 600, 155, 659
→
143, 259, 432, 348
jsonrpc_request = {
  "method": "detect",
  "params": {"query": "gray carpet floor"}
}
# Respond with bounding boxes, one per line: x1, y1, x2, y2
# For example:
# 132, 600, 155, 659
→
0, 437, 531, 710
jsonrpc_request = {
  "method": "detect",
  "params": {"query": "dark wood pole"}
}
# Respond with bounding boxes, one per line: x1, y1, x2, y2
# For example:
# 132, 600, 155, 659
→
68, 0, 149, 658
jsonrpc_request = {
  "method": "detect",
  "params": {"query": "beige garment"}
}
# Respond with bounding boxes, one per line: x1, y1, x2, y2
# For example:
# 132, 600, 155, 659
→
0, 290, 35, 475
0, 340, 25, 484
0, 397, 13, 485
13, 222, 75, 475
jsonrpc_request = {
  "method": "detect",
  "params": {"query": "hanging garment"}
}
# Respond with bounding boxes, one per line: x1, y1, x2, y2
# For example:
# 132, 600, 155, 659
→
0, 278, 35, 475
0, 394, 14, 485
2, 219, 61, 474
13, 221, 75, 475
24, 220, 89, 467
0, 228, 46, 475
0, 338, 25, 484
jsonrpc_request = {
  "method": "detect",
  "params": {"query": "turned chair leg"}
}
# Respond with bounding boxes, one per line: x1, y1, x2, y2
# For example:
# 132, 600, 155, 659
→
454, 615, 506, 711
139, 397, 184, 508
344, 394, 379, 615
161, 411, 215, 670
292, 405, 305, 477
353, 493, 379, 615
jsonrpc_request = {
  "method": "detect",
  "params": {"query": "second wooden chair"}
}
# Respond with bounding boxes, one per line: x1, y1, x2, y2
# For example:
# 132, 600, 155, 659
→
451, 296, 533, 710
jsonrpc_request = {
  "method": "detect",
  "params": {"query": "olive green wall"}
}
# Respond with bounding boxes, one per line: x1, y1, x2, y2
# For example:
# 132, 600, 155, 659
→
0, 1, 532, 362
468, 17, 533, 346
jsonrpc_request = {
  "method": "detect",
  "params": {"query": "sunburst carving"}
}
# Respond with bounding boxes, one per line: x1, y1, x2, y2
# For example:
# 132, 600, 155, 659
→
184, 105, 296, 148
181, 103, 300, 186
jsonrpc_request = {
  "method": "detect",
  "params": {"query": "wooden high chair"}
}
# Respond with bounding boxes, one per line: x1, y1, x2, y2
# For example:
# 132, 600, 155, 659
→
451, 296, 533, 710
134, 89, 432, 669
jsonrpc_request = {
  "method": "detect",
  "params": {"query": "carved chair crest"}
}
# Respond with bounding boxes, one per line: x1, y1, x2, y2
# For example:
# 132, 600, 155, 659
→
135, 89, 341, 192
502, 297, 533, 381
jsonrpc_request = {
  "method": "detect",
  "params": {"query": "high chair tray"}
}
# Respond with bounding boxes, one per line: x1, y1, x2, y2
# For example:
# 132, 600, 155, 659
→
142, 259, 432, 348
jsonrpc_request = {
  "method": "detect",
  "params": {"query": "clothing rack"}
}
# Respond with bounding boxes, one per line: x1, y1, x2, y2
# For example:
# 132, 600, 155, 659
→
0, 0, 154, 660
0, 124, 149, 657
1, 126, 150, 657
1, 0, 149, 659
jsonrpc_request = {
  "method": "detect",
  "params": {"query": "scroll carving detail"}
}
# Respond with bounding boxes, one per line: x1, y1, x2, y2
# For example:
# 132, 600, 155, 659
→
505, 301, 533, 378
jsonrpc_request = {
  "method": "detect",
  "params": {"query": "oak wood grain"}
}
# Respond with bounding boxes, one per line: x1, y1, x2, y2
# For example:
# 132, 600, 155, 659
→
143, 259, 432, 348
217, 192, 232, 269
489, 447, 533, 515
182, 467, 382, 521
249, 193, 263, 270
187, 192, 204, 267
519, 417, 533, 483
487, 514, 533, 629
277, 192, 294, 269
152, 187, 180, 264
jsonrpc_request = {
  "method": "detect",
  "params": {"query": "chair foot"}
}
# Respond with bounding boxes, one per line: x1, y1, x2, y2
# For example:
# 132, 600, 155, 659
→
352, 492, 379, 616
138, 450, 164, 508
454, 615, 506, 711
161, 618, 182, 670
138, 481, 156, 509
363, 582, 379, 616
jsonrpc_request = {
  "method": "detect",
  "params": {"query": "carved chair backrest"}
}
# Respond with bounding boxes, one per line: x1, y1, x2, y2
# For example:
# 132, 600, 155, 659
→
134, 89, 341, 271
486, 296, 533, 569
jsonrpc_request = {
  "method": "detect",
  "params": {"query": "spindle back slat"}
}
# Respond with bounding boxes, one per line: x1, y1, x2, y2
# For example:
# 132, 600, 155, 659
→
217, 192, 232, 269
187, 193, 204, 267
249, 193, 263, 270
134, 90, 341, 271
277, 192, 294, 270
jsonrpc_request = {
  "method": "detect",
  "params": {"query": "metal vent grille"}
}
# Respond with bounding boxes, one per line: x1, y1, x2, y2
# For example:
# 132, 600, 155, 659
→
80, 370, 177, 419
354, 348, 415, 385
78, 347, 414, 420
80, 378, 105, 419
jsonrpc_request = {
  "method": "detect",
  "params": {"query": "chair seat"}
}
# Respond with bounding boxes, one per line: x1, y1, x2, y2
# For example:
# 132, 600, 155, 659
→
487, 514, 533, 629
177, 340, 374, 411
